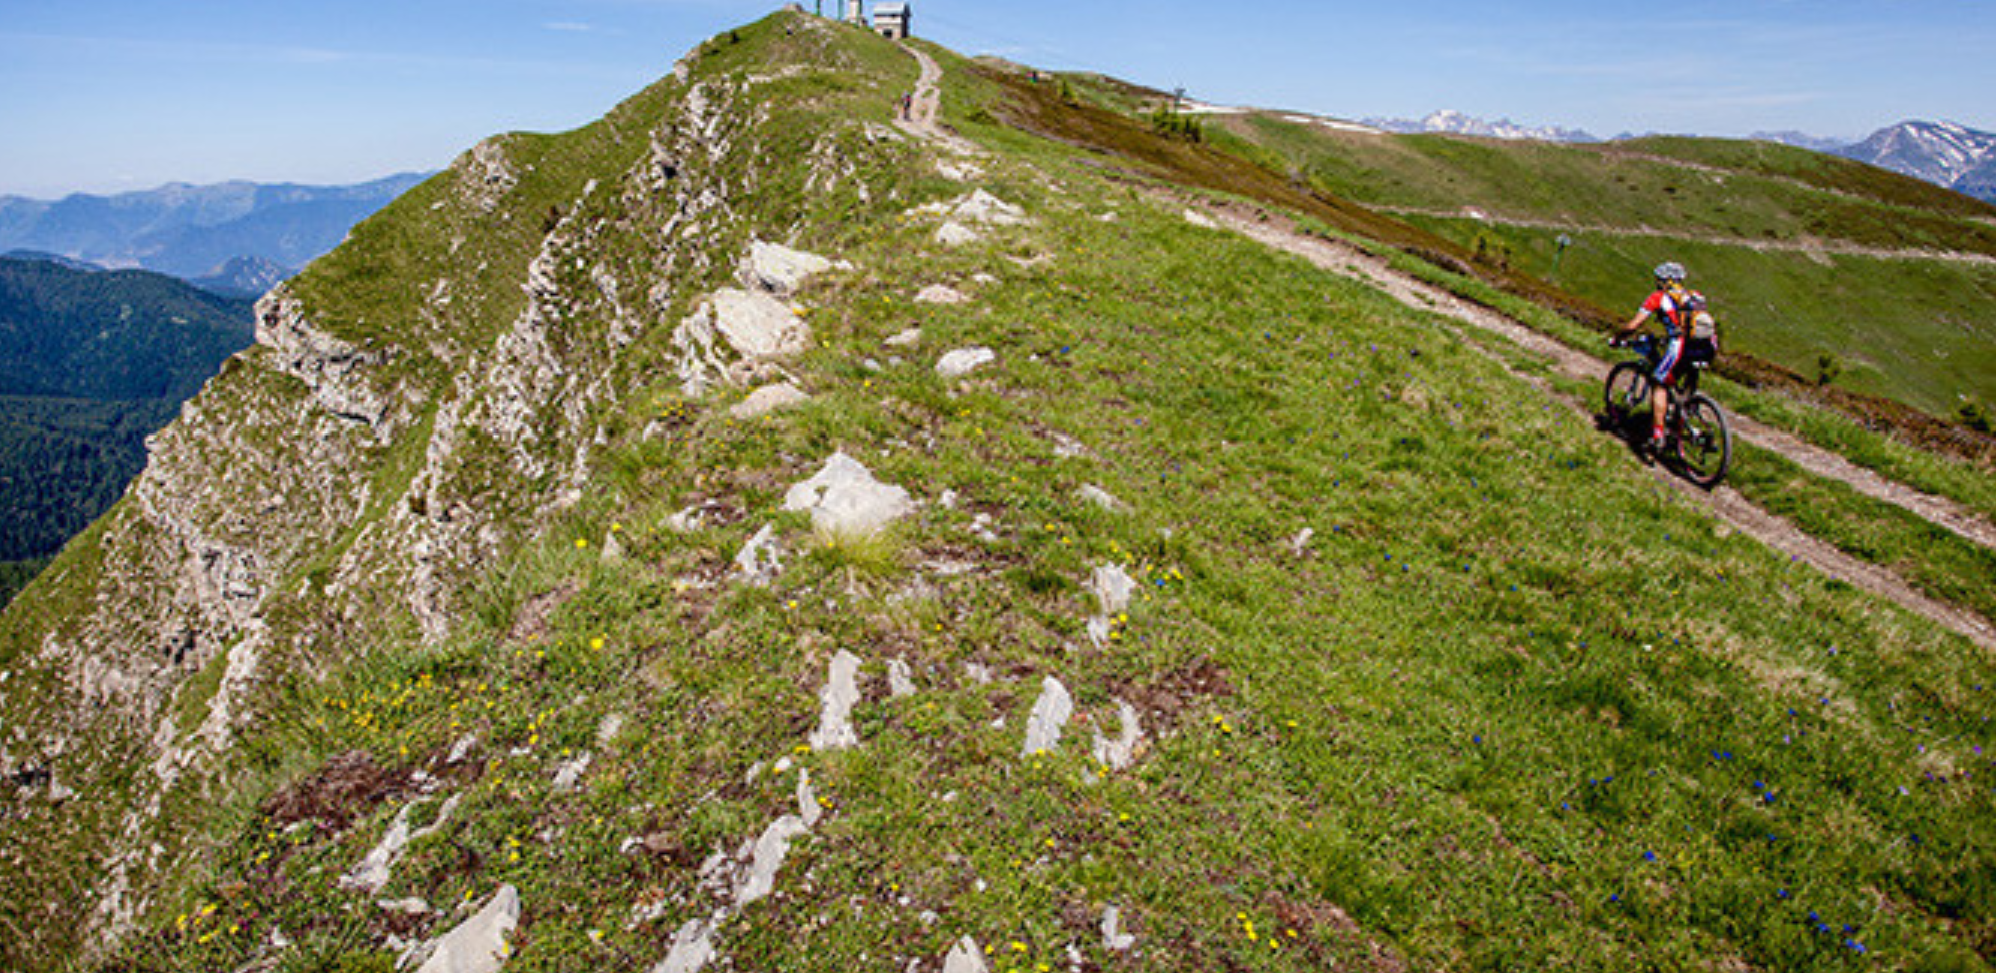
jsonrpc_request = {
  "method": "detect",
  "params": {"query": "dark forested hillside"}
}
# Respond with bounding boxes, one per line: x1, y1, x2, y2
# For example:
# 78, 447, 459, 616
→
0, 257, 253, 605
0, 257, 254, 401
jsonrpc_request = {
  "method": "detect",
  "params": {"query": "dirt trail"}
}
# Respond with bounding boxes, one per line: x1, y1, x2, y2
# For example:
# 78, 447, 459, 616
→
895, 46, 979, 155
1199, 203, 1996, 651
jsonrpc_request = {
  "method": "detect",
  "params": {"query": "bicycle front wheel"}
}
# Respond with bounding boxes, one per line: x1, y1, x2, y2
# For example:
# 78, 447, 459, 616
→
1676, 394, 1733, 488
1603, 363, 1648, 424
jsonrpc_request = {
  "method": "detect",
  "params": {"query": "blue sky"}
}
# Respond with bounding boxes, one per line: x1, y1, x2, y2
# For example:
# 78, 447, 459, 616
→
2, 0, 1992, 198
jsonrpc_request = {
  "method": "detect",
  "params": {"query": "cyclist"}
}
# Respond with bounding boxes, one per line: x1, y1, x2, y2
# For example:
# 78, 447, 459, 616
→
1614, 261, 1694, 454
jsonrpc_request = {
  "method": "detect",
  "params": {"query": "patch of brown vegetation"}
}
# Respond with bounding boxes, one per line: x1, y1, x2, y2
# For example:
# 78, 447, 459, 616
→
1109, 657, 1235, 723
261, 750, 410, 831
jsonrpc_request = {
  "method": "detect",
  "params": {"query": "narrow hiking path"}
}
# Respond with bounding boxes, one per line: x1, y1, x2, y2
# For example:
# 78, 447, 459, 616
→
1193, 201, 1996, 651
895, 45, 979, 156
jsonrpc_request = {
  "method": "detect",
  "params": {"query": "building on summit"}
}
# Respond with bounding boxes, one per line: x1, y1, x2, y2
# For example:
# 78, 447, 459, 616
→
872, 2, 912, 39
836, 1, 912, 39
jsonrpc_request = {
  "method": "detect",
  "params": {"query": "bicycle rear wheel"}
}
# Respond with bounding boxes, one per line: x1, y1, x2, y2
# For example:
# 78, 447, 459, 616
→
1603, 363, 1648, 424
1675, 394, 1732, 487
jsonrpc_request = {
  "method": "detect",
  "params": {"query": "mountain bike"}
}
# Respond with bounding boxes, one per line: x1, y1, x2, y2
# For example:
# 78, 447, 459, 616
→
1602, 335, 1732, 488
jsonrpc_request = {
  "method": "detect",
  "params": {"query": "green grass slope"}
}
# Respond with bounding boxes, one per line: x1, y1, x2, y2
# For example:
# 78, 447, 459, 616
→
1189, 111, 1996, 422
3, 15, 1991, 973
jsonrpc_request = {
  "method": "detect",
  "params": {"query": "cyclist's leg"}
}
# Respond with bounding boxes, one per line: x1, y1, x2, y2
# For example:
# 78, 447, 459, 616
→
1648, 337, 1683, 444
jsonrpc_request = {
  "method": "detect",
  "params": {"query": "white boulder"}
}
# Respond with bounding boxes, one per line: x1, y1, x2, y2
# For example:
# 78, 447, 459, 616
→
413, 885, 520, 973
740, 240, 845, 296
1022, 676, 1074, 757
709, 288, 809, 360
936, 347, 996, 379
730, 383, 810, 420
783, 452, 913, 538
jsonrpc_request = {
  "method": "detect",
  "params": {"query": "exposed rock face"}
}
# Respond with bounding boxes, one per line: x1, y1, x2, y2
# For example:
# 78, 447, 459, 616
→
255, 289, 394, 429
739, 239, 847, 295
672, 241, 840, 396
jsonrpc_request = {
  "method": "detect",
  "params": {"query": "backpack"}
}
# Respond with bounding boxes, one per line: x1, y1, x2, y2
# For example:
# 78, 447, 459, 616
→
1683, 291, 1719, 364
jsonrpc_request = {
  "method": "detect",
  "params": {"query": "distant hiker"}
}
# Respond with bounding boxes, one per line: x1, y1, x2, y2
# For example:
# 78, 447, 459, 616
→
1614, 261, 1702, 452
898, 94, 912, 121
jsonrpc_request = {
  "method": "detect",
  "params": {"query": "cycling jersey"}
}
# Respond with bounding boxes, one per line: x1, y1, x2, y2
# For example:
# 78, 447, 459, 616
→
1641, 288, 1689, 338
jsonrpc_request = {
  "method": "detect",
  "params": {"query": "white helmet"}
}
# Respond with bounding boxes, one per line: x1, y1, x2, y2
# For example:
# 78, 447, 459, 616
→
1653, 261, 1687, 283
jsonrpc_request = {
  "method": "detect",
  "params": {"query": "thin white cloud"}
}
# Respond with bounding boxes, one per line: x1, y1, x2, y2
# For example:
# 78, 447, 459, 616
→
0, 30, 636, 80
544, 22, 595, 33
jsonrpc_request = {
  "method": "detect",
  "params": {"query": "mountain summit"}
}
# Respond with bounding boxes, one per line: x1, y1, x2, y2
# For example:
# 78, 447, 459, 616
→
1, 12, 1989, 973
1837, 119, 1996, 202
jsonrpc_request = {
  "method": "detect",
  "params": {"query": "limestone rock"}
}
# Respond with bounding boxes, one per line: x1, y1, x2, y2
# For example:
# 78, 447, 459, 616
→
783, 452, 913, 538
942, 936, 989, 973
254, 289, 390, 428
914, 284, 968, 305
1089, 563, 1136, 617
936, 347, 996, 379
1022, 676, 1073, 757
651, 918, 717, 973
954, 189, 1027, 225
552, 753, 592, 792
413, 885, 519, 973
730, 383, 810, 420
735, 815, 811, 906
1289, 527, 1315, 557
1077, 484, 1125, 512
1102, 904, 1137, 951
887, 658, 916, 697
739, 240, 846, 297
340, 794, 461, 895
935, 222, 980, 247
709, 288, 810, 360
808, 649, 864, 751
1090, 700, 1144, 771
735, 525, 784, 586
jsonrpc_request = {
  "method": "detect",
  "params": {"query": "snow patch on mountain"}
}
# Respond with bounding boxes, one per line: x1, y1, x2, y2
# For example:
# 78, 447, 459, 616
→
1365, 110, 1597, 143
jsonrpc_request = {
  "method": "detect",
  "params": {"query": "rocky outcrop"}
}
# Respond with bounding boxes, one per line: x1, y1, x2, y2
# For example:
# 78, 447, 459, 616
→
255, 288, 395, 430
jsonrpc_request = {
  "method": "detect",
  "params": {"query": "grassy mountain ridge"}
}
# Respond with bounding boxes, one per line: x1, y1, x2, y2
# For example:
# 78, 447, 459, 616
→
1172, 107, 1996, 422
1, 13, 1990, 973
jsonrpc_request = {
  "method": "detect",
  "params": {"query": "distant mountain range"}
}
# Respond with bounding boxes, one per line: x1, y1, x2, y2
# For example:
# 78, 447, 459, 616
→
1365, 110, 1598, 144
1363, 112, 1996, 203
0, 172, 429, 287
